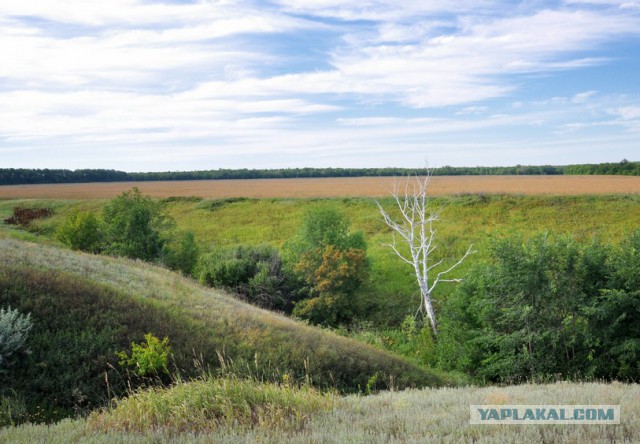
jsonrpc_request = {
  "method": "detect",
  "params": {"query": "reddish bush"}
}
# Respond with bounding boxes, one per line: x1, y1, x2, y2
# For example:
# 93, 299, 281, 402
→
4, 207, 54, 227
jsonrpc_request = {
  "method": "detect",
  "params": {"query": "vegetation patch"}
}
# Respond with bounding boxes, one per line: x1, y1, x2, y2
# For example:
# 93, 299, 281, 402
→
89, 376, 335, 435
196, 197, 251, 211
0, 239, 448, 423
3, 207, 53, 227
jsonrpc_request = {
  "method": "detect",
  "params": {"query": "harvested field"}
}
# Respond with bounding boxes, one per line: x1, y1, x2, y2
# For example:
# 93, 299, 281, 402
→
1, 175, 640, 199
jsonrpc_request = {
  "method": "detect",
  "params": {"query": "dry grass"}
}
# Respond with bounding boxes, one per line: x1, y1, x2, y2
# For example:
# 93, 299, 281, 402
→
2, 381, 639, 443
2, 175, 640, 199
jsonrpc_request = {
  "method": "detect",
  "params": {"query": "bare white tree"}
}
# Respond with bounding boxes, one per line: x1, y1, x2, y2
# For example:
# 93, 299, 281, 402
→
376, 173, 474, 336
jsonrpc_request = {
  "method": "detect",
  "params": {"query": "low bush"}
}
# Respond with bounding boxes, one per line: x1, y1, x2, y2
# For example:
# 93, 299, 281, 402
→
3, 207, 53, 227
0, 306, 33, 372
116, 333, 171, 377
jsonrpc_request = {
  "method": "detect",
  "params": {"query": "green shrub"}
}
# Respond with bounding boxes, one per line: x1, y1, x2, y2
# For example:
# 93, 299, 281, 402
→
0, 306, 33, 372
436, 231, 640, 383
162, 231, 199, 276
56, 211, 103, 253
116, 333, 171, 377
0, 392, 28, 427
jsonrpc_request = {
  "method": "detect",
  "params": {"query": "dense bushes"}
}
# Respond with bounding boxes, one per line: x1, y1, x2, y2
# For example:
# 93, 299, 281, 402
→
56, 211, 103, 253
195, 207, 370, 324
197, 245, 297, 311
436, 232, 640, 383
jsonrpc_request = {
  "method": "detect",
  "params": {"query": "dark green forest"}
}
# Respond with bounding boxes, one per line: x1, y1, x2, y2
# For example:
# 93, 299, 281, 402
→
1, 160, 639, 185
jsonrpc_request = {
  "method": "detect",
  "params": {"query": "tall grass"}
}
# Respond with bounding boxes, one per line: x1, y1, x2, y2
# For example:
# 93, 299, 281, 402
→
88, 375, 334, 435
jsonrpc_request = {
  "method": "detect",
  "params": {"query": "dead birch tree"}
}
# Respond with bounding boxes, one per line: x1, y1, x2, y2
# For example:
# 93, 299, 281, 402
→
376, 173, 474, 336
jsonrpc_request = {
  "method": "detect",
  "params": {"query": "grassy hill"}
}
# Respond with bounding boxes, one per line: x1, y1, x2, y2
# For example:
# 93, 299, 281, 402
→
0, 238, 448, 422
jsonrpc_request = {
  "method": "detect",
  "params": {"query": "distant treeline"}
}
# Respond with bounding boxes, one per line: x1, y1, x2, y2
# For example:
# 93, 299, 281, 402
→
1, 160, 638, 185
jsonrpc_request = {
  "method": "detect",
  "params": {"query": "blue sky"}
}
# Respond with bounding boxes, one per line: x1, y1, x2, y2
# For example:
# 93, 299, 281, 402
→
1, 0, 639, 171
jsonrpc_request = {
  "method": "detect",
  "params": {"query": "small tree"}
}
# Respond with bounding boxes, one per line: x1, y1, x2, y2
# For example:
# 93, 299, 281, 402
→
102, 188, 171, 261
286, 207, 368, 325
377, 174, 474, 336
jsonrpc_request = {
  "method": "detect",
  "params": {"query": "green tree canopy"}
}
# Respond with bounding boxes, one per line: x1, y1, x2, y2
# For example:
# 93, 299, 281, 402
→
102, 188, 172, 261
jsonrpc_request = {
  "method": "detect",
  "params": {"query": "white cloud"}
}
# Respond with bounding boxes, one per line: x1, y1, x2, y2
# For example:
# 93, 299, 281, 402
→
1, 1, 640, 169
274, 0, 496, 21
609, 106, 640, 120
572, 91, 598, 103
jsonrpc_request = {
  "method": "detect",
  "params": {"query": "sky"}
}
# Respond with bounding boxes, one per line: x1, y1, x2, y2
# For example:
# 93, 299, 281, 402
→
1, 0, 639, 171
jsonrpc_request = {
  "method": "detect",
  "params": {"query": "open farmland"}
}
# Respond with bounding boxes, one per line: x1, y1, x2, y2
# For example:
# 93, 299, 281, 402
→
2, 175, 640, 199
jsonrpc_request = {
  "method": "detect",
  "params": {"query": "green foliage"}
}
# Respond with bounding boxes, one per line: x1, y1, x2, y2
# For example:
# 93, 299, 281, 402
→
0, 392, 28, 427
588, 230, 640, 380
348, 316, 436, 368
102, 187, 171, 261
197, 244, 297, 311
116, 333, 171, 377
436, 231, 640, 383
0, 306, 33, 372
286, 207, 369, 326
288, 206, 366, 255
162, 231, 199, 276
55, 211, 103, 253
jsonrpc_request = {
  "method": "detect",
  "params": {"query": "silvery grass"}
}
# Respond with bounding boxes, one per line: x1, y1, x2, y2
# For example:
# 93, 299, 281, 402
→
1, 382, 638, 443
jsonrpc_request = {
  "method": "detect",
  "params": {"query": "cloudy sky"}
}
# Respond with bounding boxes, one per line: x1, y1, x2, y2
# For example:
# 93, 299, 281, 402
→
1, 0, 639, 171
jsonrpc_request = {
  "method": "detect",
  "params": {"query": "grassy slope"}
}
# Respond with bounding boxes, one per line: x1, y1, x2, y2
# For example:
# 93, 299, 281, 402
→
0, 239, 445, 411
2, 381, 639, 442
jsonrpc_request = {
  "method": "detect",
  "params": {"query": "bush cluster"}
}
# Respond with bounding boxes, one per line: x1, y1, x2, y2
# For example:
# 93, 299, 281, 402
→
56, 188, 197, 275
197, 245, 297, 312
436, 231, 640, 382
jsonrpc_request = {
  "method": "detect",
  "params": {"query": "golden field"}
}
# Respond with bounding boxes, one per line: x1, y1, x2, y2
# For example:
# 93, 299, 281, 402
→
1, 175, 640, 199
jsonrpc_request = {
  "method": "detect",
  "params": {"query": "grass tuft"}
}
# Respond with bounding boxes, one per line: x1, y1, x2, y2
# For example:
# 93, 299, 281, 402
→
88, 375, 335, 435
